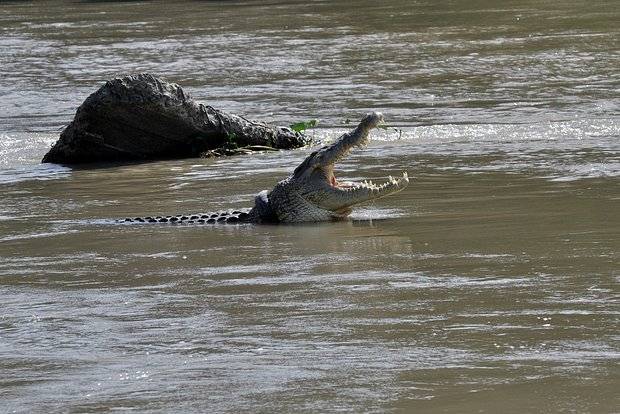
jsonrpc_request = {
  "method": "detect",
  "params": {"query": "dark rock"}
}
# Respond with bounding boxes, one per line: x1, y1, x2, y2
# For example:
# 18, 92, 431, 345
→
42, 73, 310, 164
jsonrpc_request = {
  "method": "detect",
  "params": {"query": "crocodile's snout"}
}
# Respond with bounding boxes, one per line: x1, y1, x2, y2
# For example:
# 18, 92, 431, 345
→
360, 111, 384, 129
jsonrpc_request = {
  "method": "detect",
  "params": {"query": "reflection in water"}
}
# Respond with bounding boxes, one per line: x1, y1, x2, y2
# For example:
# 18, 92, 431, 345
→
0, 0, 618, 413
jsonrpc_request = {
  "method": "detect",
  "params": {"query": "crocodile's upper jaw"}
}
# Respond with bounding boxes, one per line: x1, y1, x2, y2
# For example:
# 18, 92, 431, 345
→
267, 112, 409, 222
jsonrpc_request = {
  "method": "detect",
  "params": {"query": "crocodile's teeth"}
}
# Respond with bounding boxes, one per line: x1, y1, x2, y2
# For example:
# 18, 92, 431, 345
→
351, 172, 409, 193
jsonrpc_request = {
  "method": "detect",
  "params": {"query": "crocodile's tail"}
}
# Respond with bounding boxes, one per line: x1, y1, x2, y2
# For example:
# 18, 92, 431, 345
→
118, 209, 252, 225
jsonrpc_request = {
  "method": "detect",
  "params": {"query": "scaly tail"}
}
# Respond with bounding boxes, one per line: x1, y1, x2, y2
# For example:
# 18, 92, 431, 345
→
118, 209, 252, 224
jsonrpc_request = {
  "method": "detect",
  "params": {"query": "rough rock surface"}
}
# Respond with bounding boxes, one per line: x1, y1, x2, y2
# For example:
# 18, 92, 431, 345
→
42, 74, 310, 164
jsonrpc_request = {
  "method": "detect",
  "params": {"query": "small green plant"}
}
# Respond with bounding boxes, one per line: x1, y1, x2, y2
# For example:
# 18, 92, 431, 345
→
290, 119, 319, 133
225, 132, 238, 148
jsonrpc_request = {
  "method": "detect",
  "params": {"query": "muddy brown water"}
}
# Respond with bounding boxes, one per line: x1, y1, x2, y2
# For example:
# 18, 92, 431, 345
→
1, 1, 619, 413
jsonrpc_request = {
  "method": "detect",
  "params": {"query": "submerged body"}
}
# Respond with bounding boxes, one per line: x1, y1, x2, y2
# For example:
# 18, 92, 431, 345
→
122, 112, 409, 224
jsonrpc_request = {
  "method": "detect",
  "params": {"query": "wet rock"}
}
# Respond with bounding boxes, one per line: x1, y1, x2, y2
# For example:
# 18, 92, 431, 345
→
42, 73, 310, 164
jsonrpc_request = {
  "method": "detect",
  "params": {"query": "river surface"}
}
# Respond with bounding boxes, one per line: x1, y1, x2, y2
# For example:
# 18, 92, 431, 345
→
1, 1, 619, 413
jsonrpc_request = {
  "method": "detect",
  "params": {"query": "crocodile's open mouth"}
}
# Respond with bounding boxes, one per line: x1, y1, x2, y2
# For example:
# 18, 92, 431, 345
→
313, 143, 409, 210
293, 111, 410, 213
324, 113, 409, 196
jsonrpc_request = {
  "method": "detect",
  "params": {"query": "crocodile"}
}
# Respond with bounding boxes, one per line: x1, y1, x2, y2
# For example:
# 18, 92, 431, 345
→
120, 112, 409, 225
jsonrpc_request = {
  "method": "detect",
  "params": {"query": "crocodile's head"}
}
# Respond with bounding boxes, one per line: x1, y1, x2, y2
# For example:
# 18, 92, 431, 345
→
266, 112, 409, 222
